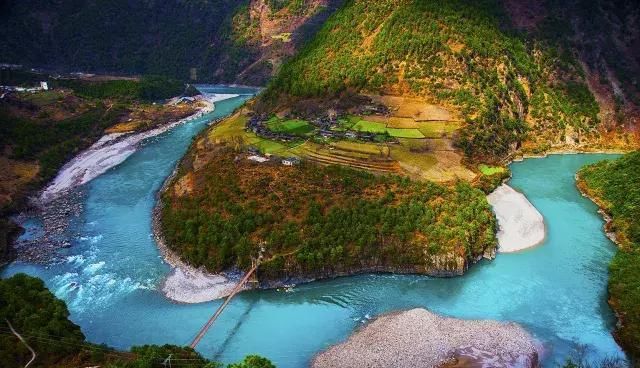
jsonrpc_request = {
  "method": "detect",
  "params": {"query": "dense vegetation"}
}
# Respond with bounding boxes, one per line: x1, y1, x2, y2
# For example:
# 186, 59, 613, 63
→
0, 273, 88, 367
0, 99, 124, 180
578, 152, 640, 362
161, 145, 496, 280
0, 274, 275, 368
538, 0, 640, 109
0, 0, 338, 85
54, 76, 185, 102
261, 0, 601, 161
0, 0, 246, 81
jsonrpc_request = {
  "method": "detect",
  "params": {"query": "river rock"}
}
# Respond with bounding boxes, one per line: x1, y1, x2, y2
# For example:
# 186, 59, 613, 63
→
312, 308, 540, 368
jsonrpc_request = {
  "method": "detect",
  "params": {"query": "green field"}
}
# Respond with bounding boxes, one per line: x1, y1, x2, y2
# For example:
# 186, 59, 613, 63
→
350, 117, 425, 138
417, 121, 461, 138
478, 164, 506, 175
386, 128, 425, 138
352, 120, 387, 133
267, 118, 315, 135
211, 114, 295, 155
21, 90, 64, 106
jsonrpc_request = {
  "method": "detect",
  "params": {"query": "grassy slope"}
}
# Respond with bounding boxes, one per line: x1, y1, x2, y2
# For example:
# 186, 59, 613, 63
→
262, 0, 604, 161
161, 145, 496, 280
578, 152, 640, 361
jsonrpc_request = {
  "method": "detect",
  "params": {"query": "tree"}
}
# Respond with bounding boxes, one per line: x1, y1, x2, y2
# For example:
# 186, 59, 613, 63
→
227, 355, 276, 368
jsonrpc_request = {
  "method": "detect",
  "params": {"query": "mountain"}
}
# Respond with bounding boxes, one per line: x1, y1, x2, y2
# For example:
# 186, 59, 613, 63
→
260, 0, 639, 161
0, 0, 341, 85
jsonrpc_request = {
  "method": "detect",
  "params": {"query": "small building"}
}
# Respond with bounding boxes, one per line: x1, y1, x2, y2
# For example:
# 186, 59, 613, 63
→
248, 155, 269, 163
345, 131, 357, 139
40, 81, 48, 90
282, 157, 301, 166
320, 130, 334, 138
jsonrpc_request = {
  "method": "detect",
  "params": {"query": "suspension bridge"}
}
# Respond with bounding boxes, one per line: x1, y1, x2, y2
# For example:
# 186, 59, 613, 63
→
189, 253, 263, 349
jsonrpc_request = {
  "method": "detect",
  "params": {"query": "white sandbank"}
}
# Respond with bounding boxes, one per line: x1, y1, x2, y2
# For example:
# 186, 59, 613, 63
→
161, 266, 240, 304
312, 308, 541, 368
487, 184, 545, 252
39, 94, 238, 203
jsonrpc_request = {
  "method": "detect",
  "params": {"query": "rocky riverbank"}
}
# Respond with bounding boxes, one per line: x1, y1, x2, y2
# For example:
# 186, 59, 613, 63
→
11, 95, 227, 265
575, 176, 619, 246
487, 184, 546, 252
312, 308, 541, 368
39, 95, 224, 203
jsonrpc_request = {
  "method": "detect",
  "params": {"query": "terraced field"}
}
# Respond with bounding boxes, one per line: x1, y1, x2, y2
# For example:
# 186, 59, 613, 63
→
344, 115, 457, 139
292, 142, 401, 174
209, 111, 472, 182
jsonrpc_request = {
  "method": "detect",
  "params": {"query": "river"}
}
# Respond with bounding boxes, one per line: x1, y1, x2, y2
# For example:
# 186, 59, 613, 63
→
0, 86, 626, 367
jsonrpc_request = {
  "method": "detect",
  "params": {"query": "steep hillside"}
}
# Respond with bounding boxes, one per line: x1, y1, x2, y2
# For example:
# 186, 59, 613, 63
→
505, 0, 640, 145
261, 0, 639, 161
0, 0, 340, 85
578, 152, 640, 361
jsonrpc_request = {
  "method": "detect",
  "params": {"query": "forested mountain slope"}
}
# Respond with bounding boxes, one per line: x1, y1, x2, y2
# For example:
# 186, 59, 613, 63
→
261, 0, 639, 161
504, 0, 640, 145
0, 0, 340, 85
578, 151, 640, 361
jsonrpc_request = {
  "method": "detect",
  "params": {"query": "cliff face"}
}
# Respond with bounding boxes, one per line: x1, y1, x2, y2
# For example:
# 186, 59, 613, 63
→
257, 252, 475, 287
0, 0, 341, 84
229, 0, 343, 85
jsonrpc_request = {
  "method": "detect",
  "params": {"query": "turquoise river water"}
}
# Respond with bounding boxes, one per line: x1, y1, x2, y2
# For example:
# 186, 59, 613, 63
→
1, 86, 626, 366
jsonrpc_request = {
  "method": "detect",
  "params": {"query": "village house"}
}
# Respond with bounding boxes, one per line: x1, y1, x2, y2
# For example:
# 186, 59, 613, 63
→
282, 157, 301, 166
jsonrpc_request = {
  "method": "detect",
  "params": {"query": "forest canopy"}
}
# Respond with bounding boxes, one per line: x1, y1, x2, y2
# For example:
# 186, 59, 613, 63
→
161, 145, 497, 280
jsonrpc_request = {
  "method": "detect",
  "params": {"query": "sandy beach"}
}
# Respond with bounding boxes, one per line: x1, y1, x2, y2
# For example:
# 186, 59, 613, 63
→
487, 184, 546, 252
312, 308, 540, 368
